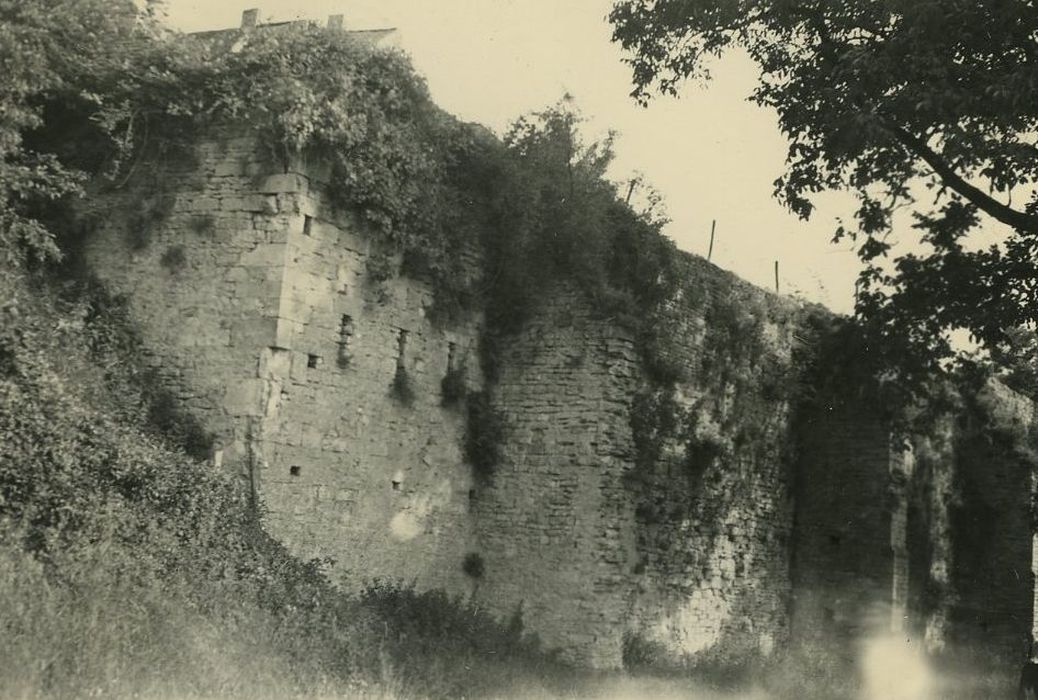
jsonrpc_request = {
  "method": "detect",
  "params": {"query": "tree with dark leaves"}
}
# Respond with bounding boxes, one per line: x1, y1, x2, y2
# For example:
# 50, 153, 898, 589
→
0, 0, 166, 266
610, 0, 1038, 391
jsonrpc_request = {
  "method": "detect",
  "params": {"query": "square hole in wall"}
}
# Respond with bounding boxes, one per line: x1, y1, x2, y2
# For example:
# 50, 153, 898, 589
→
307, 353, 321, 369
289, 465, 301, 477
302, 214, 313, 236
391, 480, 401, 492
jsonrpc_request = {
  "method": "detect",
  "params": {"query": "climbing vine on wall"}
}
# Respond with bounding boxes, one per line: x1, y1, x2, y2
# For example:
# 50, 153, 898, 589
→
18, 13, 690, 481
26, 18, 680, 358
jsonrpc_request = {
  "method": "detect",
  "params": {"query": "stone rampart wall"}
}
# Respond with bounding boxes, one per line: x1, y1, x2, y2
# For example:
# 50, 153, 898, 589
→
84, 128, 1037, 672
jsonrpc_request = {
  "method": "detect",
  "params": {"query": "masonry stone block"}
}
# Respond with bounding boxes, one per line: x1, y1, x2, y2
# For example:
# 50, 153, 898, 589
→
81, 128, 1038, 680
240, 242, 287, 267
223, 379, 266, 417
258, 173, 309, 194
229, 317, 278, 349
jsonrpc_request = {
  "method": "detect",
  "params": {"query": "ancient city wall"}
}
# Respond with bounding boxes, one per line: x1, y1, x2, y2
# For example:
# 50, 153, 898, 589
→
82, 126, 1038, 672
619, 257, 800, 666
790, 404, 902, 647
471, 290, 641, 667
84, 128, 810, 667
86, 131, 482, 595
81, 129, 828, 667
948, 382, 1036, 659
84, 132, 291, 473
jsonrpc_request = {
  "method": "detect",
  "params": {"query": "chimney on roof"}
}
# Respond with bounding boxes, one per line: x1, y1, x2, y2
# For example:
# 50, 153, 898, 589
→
327, 14, 344, 31
241, 8, 259, 29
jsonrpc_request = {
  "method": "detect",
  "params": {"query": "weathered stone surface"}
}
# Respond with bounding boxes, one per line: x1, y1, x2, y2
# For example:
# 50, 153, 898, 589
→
84, 127, 1038, 674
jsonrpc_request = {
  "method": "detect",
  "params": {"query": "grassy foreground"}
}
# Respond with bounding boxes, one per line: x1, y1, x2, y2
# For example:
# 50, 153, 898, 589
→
0, 269, 1014, 700
0, 264, 575, 700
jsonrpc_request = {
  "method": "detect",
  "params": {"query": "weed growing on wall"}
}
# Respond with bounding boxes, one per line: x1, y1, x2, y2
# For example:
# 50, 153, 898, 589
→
389, 365, 416, 407
441, 364, 468, 406
159, 244, 187, 274
12, 10, 698, 480
462, 552, 485, 579
0, 264, 588, 699
465, 391, 505, 479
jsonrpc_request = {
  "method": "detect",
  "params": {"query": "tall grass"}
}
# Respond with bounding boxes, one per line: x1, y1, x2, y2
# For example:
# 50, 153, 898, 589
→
0, 265, 570, 699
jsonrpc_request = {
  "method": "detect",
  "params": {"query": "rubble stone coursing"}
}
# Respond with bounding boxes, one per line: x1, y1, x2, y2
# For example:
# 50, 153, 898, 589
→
85, 130, 1038, 669
88, 131, 484, 594
471, 291, 641, 667
950, 382, 1036, 659
620, 259, 800, 665
790, 404, 904, 644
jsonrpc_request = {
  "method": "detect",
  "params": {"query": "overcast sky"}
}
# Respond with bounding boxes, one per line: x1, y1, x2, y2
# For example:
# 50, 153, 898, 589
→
160, 1, 865, 313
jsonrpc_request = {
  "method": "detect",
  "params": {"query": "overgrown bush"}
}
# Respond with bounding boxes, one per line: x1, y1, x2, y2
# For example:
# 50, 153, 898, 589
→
390, 365, 416, 406
462, 552, 485, 579
357, 581, 567, 699
159, 244, 187, 273
0, 268, 584, 698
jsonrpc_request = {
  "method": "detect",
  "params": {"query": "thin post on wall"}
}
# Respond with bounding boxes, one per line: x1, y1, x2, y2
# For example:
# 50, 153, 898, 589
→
774, 260, 780, 294
707, 219, 716, 262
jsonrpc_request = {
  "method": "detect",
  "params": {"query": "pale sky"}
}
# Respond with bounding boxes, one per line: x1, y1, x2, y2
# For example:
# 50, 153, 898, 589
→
160, 0, 865, 313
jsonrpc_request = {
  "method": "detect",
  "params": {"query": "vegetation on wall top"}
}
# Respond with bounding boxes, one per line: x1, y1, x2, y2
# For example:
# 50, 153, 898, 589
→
6, 1, 696, 482
610, 0, 1038, 399
8, 0, 686, 375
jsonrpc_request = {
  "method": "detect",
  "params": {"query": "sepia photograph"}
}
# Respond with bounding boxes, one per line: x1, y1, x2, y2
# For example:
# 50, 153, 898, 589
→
1, 1, 1036, 698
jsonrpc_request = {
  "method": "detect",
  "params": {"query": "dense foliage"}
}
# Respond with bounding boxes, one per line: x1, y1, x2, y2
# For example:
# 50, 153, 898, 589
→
610, 0, 1038, 395
0, 262, 572, 699
4, 0, 695, 483
0, 4, 645, 694
6, 0, 681, 367
0, 0, 161, 265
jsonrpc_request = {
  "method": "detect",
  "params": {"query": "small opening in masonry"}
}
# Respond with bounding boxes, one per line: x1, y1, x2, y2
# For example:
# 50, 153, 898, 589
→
302, 215, 313, 236
289, 465, 301, 477
307, 353, 320, 369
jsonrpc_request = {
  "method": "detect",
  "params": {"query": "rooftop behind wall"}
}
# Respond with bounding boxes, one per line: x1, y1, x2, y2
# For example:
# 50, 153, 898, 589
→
189, 7, 398, 50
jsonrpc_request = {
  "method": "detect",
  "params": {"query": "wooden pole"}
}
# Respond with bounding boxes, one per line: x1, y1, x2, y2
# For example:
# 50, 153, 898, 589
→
708, 220, 716, 261
774, 260, 780, 294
